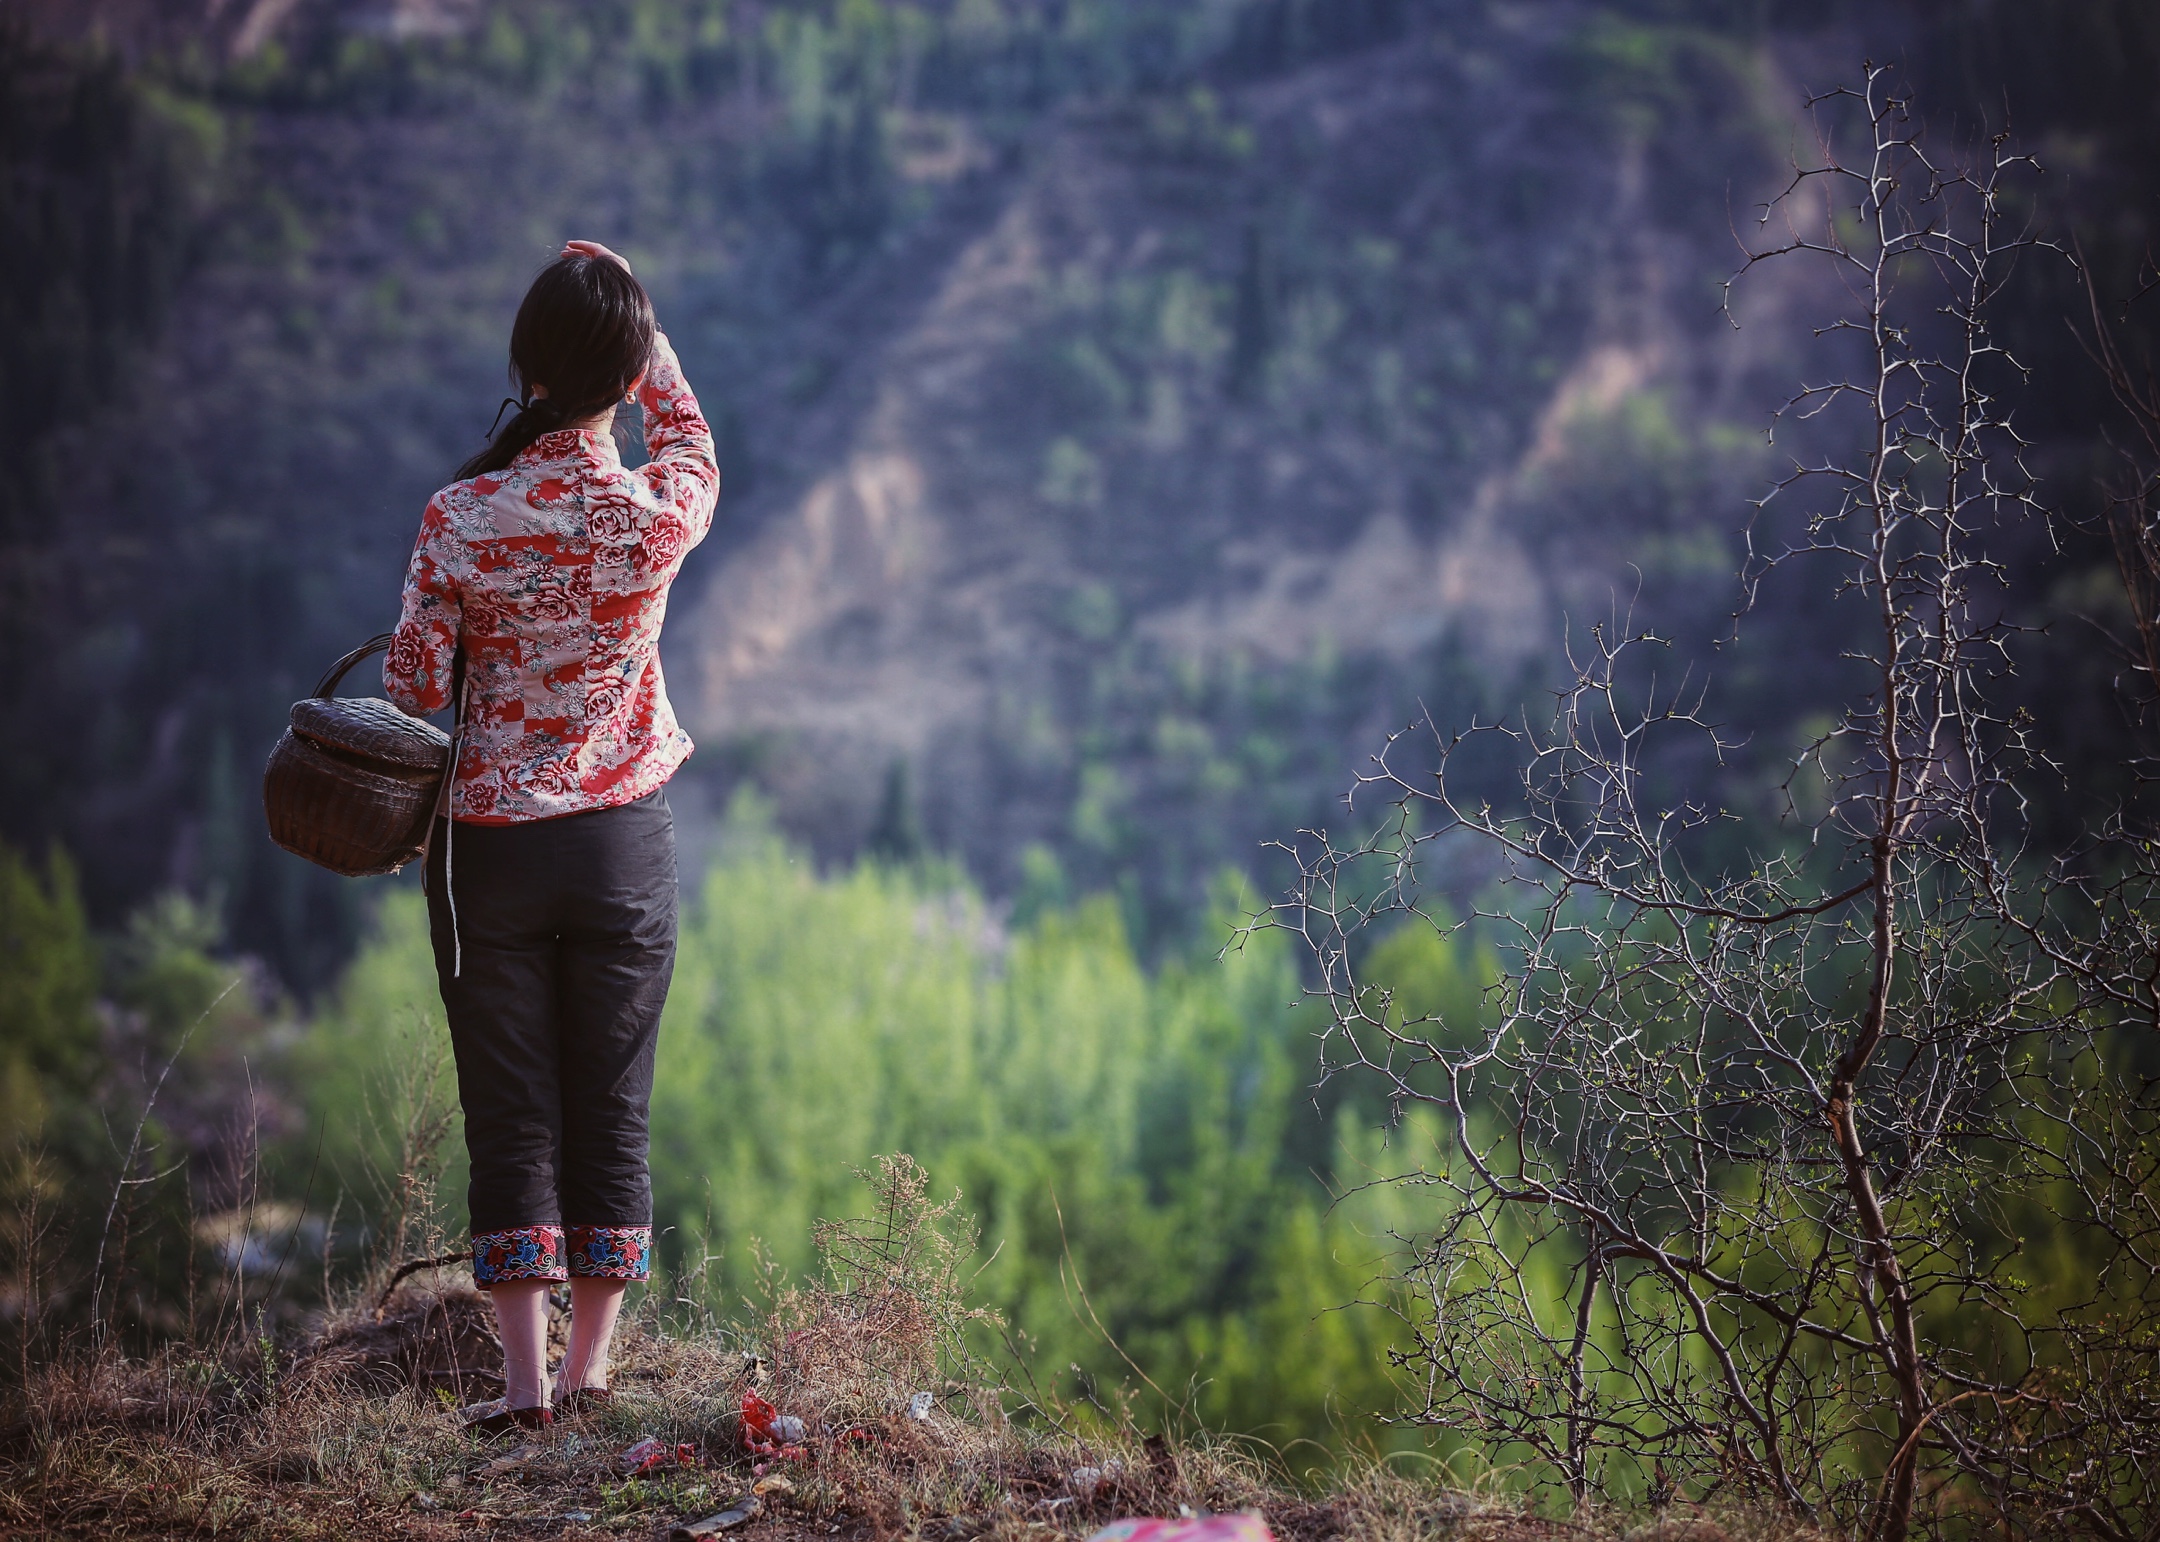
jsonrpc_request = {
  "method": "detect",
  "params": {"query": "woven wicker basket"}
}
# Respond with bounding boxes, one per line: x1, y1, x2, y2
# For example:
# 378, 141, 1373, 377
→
263, 634, 453, 877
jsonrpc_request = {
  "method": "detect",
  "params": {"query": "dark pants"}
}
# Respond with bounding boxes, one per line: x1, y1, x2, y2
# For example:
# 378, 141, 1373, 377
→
425, 788, 676, 1284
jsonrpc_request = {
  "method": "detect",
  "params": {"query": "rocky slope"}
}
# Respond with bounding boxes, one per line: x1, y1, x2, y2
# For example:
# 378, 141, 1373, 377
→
663, 12, 1802, 905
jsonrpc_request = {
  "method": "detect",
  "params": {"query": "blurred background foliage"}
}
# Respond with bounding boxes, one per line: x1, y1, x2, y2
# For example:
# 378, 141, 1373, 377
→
7, 793, 1481, 1463
4, 0, 2160, 1474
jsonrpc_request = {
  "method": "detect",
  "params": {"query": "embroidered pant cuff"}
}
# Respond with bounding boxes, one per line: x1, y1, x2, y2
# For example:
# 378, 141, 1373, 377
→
567, 1224, 651, 1280
473, 1225, 568, 1284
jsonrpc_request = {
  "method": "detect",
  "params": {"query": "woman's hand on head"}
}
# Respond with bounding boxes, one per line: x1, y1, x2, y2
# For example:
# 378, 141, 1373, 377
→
561, 239, 631, 274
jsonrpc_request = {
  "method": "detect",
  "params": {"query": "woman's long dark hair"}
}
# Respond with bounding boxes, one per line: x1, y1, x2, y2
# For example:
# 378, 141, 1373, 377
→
457, 253, 657, 480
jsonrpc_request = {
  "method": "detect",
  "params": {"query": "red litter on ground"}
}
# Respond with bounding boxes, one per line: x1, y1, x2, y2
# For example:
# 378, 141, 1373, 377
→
1085, 1515, 1275, 1542
617, 1436, 699, 1475
740, 1389, 808, 1461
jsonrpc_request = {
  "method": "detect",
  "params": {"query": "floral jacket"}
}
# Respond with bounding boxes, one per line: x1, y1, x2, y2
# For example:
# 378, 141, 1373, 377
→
383, 333, 718, 823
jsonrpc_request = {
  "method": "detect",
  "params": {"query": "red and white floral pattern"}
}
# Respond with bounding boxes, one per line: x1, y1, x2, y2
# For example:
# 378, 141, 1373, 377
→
384, 333, 719, 823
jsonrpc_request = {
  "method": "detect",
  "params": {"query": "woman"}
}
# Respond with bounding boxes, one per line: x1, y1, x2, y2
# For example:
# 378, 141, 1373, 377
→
384, 239, 719, 1432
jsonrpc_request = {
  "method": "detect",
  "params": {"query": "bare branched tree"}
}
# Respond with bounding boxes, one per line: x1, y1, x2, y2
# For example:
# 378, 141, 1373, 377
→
1247, 67, 2160, 1540
2081, 248, 2160, 729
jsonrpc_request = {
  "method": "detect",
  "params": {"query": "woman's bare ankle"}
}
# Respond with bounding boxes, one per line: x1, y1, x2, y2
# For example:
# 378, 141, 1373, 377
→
486, 1279, 554, 1409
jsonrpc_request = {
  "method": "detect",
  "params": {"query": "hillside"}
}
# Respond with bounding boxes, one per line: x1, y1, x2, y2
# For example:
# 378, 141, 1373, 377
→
0, 0, 2151, 979
666, 15, 1792, 903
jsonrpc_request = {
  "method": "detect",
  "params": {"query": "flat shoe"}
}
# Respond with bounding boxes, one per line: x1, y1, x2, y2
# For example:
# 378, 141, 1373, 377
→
554, 1386, 614, 1416
459, 1397, 554, 1435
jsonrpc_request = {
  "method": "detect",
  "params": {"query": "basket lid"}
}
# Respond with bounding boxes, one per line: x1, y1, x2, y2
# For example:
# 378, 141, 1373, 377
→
290, 695, 450, 772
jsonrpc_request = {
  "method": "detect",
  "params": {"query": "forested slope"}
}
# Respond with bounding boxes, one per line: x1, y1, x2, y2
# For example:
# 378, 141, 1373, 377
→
1, 0, 2153, 976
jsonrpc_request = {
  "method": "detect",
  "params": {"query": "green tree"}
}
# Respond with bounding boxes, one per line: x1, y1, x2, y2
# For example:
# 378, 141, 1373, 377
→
0, 843, 98, 1151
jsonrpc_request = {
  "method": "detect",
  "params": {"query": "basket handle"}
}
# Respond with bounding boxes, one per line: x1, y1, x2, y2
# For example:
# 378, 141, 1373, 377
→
314, 633, 396, 699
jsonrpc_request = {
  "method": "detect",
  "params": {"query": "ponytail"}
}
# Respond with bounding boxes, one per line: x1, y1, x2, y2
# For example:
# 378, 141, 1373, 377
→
457, 252, 656, 482
457, 394, 581, 481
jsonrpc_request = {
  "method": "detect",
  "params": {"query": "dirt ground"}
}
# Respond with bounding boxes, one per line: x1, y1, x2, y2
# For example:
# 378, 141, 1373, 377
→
0, 1283, 1750, 1542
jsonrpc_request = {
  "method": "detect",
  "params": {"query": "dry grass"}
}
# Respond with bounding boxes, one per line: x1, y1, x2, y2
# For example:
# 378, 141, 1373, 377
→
0, 1162, 1814, 1542
0, 1337, 1786, 1542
